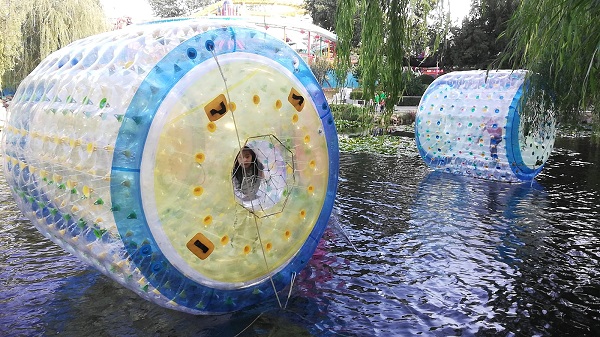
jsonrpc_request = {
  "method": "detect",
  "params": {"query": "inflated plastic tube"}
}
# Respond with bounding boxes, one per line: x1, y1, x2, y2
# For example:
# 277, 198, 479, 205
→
2, 18, 339, 314
415, 70, 556, 182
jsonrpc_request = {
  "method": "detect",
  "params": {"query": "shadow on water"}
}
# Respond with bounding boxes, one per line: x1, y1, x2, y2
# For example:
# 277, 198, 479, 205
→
40, 274, 311, 337
1, 248, 336, 337
36, 231, 347, 337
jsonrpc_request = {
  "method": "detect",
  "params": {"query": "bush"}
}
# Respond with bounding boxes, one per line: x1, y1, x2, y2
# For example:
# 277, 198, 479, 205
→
331, 104, 370, 121
417, 74, 435, 86
349, 90, 364, 100
396, 96, 422, 106
331, 104, 373, 134
400, 73, 430, 97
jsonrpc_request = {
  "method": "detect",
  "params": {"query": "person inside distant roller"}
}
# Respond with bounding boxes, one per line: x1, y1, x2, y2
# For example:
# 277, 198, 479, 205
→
484, 118, 503, 160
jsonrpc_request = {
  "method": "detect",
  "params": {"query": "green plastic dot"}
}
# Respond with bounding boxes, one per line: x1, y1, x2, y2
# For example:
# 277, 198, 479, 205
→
93, 228, 107, 238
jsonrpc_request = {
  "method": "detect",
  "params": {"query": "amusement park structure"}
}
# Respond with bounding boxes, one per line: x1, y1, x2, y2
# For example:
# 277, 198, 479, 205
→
192, 0, 337, 65
194, 0, 306, 17
191, 1, 441, 82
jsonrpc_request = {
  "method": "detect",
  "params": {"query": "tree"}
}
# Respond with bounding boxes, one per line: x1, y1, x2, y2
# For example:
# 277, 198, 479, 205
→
148, 0, 214, 18
0, 1, 27, 91
336, 0, 440, 115
501, 0, 600, 125
445, 0, 517, 69
303, 0, 336, 31
335, 0, 599, 129
0, 0, 107, 91
309, 57, 333, 87
304, 0, 361, 48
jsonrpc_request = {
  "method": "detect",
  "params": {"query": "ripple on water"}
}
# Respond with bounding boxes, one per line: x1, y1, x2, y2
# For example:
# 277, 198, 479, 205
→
1, 139, 600, 336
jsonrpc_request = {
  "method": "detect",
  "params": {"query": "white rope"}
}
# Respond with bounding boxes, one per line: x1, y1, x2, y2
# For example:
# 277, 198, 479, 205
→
210, 48, 243, 150
233, 312, 264, 337
284, 271, 297, 309
334, 222, 360, 253
252, 214, 283, 308
211, 46, 283, 309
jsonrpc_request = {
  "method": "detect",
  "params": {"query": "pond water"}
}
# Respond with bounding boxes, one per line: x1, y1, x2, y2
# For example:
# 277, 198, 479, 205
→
1, 135, 599, 336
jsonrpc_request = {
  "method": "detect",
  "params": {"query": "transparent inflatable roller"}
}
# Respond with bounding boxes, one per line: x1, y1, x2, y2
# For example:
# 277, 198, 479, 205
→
416, 70, 556, 182
2, 18, 339, 314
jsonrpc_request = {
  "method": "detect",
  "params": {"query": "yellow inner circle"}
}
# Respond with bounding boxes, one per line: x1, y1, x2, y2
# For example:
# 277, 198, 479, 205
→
151, 57, 329, 285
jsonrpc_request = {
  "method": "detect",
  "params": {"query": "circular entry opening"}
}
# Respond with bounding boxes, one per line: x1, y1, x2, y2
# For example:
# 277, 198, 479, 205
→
231, 135, 295, 216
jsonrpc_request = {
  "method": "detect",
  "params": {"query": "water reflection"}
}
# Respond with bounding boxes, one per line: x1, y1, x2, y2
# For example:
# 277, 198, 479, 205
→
1, 137, 600, 336
404, 171, 550, 335
332, 146, 600, 336
39, 274, 290, 337
409, 171, 549, 263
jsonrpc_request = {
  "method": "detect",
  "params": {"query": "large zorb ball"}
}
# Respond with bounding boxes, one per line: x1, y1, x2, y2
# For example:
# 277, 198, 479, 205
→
1, 18, 339, 314
415, 70, 556, 182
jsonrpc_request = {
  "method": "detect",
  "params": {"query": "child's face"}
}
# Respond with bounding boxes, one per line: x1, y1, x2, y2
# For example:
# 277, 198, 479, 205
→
237, 150, 253, 168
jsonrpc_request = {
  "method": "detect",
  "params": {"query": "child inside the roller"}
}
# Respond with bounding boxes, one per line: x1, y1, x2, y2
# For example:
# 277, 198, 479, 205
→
484, 118, 503, 160
232, 146, 264, 201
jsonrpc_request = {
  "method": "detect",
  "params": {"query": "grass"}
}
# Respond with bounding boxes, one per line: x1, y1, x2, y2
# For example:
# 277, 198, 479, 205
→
338, 134, 418, 156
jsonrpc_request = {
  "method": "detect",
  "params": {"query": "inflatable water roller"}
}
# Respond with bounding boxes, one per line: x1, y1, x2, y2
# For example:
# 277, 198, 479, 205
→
416, 70, 556, 182
1, 18, 339, 314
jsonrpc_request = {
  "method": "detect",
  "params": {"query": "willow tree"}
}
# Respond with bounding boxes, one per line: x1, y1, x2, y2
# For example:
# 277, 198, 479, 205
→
0, 0, 28, 91
148, 0, 213, 18
501, 0, 599, 126
0, 0, 108, 91
335, 0, 441, 114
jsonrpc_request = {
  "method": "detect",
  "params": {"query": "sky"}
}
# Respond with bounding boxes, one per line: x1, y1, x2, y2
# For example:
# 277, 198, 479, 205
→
100, 0, 473, 23
100, 0, 154, 21
447, 0, 472, 24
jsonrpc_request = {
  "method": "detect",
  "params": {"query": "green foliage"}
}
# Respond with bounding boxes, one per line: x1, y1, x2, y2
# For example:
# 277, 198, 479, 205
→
501, 0, 600, 118
349, 90, 363, 100
358, 0, 384, 102
348, 72, 427, 102
397, 96, 422, 106
148, 0, 213, 18
303, 0, 336, 31
445, 0, 517, 69
331, 104, 372, 134
351, 64, 362, 85
417, 74, 435, 85
402, 72, 430, 97
407, 1, 442, 66
331, 104, 370, 121
334, 119, 367, 132
309, 57, 333, 87
338, 135, 416, 156
334, 0, 357, 84
336, 0, 442, 117
0, 1, 27, 90
0, 0, 108, 90
305, 0, 361, 48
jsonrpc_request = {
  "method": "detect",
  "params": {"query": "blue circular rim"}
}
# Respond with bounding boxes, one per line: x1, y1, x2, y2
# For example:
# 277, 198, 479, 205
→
110, 24, 338, 313
505, 80, 545, 180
